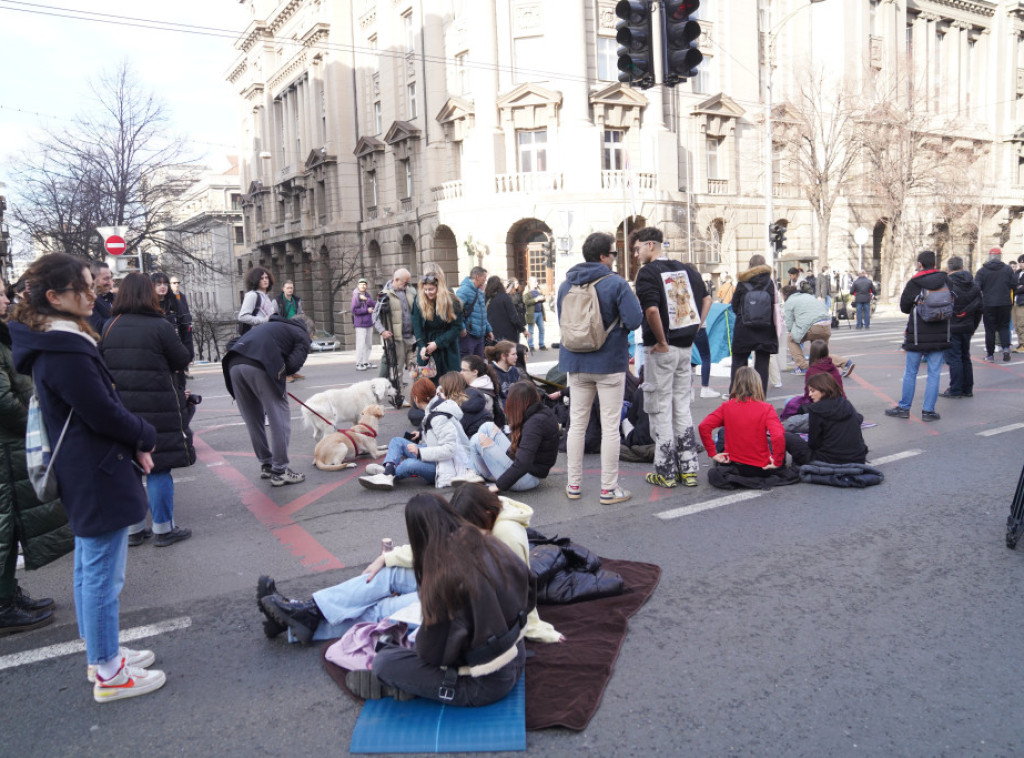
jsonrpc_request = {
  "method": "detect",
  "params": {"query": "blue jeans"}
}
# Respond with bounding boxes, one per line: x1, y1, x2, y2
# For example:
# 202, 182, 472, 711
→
73, 527, 129, 666
384, 437, 437, 482
145, 470, 175, 533
944, 332, 973, 396
312, 566, 419, 640
855, 302, 871, 329
692, 326, 711, 386
527, 313, 545, 349
897, 350, 943, 413
470, 422, 540, 492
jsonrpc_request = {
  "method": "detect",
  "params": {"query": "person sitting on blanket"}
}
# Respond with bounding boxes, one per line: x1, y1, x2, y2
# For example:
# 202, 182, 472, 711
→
698, 366, 788, 488
780, 339, 845, 432
256, 484, 561, 646
346, 492, 534, 704
784, 373, 868, 467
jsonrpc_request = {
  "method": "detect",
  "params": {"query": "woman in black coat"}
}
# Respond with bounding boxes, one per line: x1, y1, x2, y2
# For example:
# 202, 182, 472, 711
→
485, 276, 525, 344
151, 272, 193, 391
469, 381, 559, 492
11, 253, 164, 698
101, 273, 195, 548
730, 254, 779, 395
785, 373, 867, 466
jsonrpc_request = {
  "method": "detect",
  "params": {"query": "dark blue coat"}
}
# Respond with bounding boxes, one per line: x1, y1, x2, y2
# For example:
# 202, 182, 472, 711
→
222, 316, 311, 399
10, 321, 156, 538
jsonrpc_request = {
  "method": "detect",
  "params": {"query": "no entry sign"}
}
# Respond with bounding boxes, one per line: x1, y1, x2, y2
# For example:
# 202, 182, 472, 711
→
104, 234, 126, 255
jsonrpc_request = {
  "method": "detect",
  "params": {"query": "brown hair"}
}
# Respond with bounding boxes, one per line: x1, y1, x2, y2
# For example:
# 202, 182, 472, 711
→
13, 253, 96, 336
485, 340, 517, 363
504, 381, 541, 455
449, 484, 502, 531
244, 266, 274, 292
417, 266, 456, 323
461, 354, 500, 391
112, 272, 161, 316
730, 366, 765, 403
807, 372, 843, 400
410, 377, 436, 408
437, 371, 468, 405
808, 339, 830, 365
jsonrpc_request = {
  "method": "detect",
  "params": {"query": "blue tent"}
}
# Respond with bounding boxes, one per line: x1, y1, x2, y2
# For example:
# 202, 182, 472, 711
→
691, 302, 735, 366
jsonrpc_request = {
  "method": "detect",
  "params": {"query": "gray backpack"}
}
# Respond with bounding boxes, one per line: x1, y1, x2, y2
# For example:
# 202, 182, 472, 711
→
559, 275, 617, 352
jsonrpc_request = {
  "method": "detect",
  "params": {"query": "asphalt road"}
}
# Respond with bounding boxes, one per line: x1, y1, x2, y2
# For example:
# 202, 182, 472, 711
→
1, 316, 1022, 757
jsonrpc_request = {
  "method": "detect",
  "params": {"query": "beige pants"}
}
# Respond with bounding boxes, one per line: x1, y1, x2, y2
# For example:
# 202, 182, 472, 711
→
566, 371, 625, 492
788, 323, 847, 370
1014, 303, 1024, 347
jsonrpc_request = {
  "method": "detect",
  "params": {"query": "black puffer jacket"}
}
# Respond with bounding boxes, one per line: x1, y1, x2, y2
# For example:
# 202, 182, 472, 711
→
528, 531, 624, 604
459, 387, 493, 436
730, 264, 779, 354
100, 311, 195, 472
807, 396, 867, 464
159, 293, 194, 361
899, 269, 951, 352
223, 316, 312, 399
974, 259, 1016, 307
947, 270, 982, 335
495, 403, 560, 492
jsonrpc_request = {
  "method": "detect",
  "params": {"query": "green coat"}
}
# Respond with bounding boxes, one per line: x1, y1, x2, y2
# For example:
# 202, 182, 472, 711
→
0, 326, 73, 573
411, 297, 464, 377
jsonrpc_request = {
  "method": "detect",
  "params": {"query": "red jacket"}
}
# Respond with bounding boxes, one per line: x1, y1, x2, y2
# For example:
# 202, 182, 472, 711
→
698, 399, 786, 468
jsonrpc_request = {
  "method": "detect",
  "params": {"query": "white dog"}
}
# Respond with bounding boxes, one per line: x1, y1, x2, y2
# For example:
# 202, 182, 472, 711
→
300, 378, 397, 441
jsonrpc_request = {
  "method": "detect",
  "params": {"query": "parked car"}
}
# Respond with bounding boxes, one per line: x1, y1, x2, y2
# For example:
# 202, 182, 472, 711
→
310, 330, 340, 352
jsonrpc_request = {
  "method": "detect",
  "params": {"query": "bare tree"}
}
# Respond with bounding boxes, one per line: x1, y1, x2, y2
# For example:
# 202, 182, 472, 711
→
7, 62, 217, 271
318, 244, 363, 334
776, 69, 859, 270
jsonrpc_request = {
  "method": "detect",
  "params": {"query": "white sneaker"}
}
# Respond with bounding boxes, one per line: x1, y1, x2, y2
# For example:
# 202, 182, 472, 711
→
451, 472, 485, 486
355, 364, 367, 371
93, 663, 166, 703
366, 363, 378, 369
358, 473, 395, 491
700, 386, 719, 398
87, 647, 156, 683
364, 463, 386, 476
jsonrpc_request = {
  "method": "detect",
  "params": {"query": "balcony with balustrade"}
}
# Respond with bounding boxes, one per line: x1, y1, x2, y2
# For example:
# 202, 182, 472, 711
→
495, 172, 563, 194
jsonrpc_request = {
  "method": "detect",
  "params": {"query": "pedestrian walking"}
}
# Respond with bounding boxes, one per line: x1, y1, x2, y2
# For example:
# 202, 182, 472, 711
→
237, 267, 277, 335
730, 254, 778, 396
975, 247, 1016, 362
456, 267, 491, 359
485, 276, 524, 344
557, 232, 643, 505
850, 271, 877, 329
351, 278, 377, 371
524, 277, 548, 351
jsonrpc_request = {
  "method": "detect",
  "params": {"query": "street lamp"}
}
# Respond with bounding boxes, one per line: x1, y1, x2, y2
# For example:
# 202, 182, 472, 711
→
763, 0, 827, 271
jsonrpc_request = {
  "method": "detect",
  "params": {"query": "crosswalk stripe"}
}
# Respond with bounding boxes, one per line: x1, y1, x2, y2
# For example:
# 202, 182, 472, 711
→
868, 449, 923, 465
977, 423, 1024, 437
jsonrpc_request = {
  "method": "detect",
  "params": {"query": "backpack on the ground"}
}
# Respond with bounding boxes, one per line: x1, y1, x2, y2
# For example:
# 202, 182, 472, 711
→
559, 275, 617, 352
914, 283, 953, 322
738, 282, 773, 328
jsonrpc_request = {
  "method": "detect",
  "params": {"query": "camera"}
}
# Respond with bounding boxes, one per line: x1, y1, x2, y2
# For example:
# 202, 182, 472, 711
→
187, 394, 202, 406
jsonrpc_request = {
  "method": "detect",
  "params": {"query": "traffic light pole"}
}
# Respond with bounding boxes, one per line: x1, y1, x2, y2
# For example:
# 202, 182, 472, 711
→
763, 1, 775, 270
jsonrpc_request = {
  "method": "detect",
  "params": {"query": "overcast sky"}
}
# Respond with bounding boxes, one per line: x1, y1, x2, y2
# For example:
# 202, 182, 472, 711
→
0, 0, 250, 187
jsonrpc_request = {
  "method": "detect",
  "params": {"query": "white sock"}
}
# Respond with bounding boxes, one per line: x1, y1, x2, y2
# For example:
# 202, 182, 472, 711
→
96, 658, 122, 681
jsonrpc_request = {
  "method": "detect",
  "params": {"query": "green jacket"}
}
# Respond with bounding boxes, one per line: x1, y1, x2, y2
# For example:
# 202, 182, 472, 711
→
0, 326, 73, 574
523, 288, 546, 325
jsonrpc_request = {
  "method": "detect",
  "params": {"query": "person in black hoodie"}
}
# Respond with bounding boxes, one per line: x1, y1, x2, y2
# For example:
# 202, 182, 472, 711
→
469, 381, 559, 492
974, 247, 1016, 362
347, 492, 534, 706
101, 273, 195, 548
941, 256, 983, 399
885, 250, 951, 422
485, 276, 525, 344
730, 254, 778, 395
786, 373, 867, 466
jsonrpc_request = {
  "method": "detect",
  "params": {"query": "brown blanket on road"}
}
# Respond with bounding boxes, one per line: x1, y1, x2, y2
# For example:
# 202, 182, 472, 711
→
321, 558, 661, 732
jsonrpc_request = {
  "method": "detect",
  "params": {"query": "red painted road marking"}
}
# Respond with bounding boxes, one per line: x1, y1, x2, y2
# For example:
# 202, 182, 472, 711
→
845, 372, 940, 435
192, 435, 344, 572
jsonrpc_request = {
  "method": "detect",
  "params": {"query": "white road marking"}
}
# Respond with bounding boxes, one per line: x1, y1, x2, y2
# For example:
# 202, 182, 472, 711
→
0, 616, 192, 672
869, 449, 923, 465
977, 423, 1024, 437
655, 491, 764, 520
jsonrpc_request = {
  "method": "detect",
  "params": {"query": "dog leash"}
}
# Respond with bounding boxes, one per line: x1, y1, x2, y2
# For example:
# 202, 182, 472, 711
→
287, 392, 380, 440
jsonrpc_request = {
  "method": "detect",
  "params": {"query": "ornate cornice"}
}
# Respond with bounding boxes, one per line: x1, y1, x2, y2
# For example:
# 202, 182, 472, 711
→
228, 58, 247, 85
236, 21, 271, 54
268, 50, 309, 94
269, 0, 303, 35
909, 0, 996, 19
302, 22, 330, 48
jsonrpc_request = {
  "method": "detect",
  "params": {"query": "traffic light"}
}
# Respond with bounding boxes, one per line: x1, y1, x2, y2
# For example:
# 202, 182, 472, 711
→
662, 0, 703, 87
546, 238, 555, 268
615, 0, 655, 90
770, 223, 787, 254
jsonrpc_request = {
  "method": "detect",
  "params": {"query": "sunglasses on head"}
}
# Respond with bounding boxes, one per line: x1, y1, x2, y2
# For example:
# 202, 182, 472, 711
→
420, 274, 438, 284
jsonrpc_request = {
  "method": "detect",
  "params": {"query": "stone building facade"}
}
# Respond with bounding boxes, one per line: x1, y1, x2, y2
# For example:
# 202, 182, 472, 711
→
228, 0, 1024, 331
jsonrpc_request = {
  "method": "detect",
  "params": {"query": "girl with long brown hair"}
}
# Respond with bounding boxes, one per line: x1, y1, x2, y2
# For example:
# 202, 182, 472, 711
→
468, 380, 559, 492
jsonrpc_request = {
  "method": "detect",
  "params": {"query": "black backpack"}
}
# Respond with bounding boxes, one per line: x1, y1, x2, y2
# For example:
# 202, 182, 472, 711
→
739, 282, 774, 328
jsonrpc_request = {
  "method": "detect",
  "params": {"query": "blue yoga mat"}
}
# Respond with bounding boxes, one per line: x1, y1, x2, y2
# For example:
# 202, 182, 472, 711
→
349, 676, 526, 754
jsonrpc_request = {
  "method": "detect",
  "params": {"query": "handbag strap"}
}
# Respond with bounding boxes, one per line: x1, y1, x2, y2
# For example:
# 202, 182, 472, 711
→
47, 409, 74, 471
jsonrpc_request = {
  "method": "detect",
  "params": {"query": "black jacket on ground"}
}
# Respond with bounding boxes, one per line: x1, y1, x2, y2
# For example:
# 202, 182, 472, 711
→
730, 264, 778, 354
947, 270, 983, 336
807, 396, 868, 464
495, 403, 560, 492
850, 276, 877, 303
222, 316, 311, 399
899, 269, 952, 352
974, 259, 1016, 307
100, 311, 195, 472
487, 291, 525, 343
460, 387, 493, 436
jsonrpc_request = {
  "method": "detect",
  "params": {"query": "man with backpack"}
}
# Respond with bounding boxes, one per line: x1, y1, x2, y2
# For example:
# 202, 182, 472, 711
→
632, 226, 710, 489
556, 232, 643, 505
885, 250, 952, 422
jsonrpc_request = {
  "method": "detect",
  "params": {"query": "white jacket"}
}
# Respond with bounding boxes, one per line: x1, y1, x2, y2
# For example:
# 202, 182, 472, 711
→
418, 396, 474, 488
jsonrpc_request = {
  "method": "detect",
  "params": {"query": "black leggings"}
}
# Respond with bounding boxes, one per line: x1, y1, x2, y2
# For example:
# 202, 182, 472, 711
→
730, 350, 771, 395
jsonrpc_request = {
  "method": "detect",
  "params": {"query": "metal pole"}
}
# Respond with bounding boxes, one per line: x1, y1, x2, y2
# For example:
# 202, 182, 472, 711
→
764, 0, 775, 268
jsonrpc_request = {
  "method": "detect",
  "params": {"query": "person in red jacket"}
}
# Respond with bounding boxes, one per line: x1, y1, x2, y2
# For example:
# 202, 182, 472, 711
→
698, 366, 786, 487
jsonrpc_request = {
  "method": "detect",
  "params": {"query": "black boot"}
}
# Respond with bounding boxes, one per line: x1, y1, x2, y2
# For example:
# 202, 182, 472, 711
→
259, 593, 324, 645
256, 576, 286, 639
14, 585, 54, 612
0, 602, 53, 636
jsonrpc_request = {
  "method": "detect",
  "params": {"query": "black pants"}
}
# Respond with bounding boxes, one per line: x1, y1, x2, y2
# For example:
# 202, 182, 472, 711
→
784, 431, 812, 467
982, 306, 1012, 355
730, 350, 771, 395
373, 641, 526, 707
